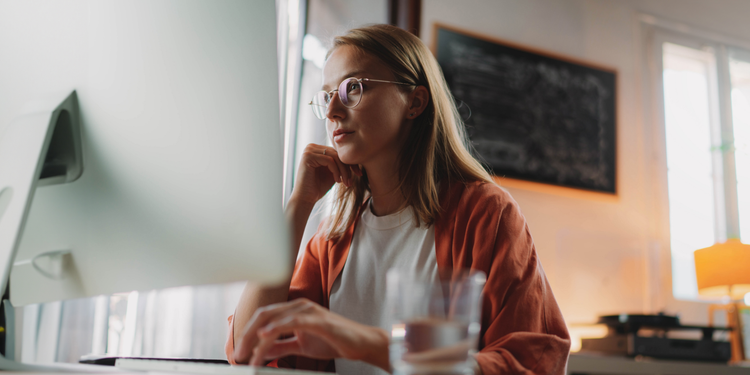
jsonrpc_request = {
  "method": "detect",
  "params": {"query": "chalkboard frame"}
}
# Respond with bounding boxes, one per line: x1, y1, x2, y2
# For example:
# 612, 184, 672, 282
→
432, 23, 618, 200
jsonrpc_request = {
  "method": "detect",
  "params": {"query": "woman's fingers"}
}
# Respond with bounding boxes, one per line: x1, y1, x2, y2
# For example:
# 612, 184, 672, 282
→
234, 299, 313, 363
350, 164, 363, 177
259, 337, 303, 361
247, 301, 391, 372
302, 145, 352, 186
259, 313, 322, 339
319, 147, 351, 187
299, 145, 337, 185
312, 154, 343, 184
249, 339, 275, 366
249, 303, 332, 366
250, 317, 311, 366
249, 316, 299, 366
250, 324, 306, 366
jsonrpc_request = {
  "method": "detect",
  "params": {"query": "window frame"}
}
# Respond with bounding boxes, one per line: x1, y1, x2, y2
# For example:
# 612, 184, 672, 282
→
641, 15, 748, 309
279, 0, 308, 206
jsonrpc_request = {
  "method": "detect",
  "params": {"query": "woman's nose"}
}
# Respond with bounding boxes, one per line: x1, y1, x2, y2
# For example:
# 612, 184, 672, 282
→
325, 91, 346, 121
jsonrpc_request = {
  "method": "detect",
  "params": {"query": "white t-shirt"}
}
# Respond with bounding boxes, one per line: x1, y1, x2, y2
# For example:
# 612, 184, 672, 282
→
329, 201, 438, 375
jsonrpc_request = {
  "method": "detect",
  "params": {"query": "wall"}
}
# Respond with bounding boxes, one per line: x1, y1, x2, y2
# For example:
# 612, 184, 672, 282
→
422, 0, 750, 327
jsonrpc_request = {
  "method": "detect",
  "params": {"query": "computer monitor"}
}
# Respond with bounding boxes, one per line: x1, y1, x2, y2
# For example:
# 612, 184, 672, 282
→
0, 0, 290, 307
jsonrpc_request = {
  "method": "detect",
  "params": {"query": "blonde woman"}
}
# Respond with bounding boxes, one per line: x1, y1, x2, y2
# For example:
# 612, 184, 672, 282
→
226, 24, 570, 375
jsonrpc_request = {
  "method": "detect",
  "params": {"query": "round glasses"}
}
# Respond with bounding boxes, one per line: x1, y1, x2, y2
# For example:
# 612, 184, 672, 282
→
309, 77, 414, 120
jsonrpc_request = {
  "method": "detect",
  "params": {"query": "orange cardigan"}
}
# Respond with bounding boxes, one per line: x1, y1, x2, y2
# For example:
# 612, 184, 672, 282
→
227, 180, 570, 374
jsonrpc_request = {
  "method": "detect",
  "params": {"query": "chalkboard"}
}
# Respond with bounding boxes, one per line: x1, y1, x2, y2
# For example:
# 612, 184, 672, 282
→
435, 25, 617, 194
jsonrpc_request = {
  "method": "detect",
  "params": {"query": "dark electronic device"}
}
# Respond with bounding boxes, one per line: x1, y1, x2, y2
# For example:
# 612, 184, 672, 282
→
581, 313, 732, 362
79, 356, 229, 366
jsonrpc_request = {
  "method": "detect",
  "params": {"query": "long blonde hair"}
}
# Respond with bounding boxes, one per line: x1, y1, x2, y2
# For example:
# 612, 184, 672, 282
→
326, 24, 493, 240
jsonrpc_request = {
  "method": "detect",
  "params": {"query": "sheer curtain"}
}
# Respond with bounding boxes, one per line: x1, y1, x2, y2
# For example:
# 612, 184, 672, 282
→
20, 283, 244, 363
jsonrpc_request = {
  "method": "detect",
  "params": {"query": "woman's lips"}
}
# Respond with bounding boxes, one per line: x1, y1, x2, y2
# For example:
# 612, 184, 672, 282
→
333, 131, 353, 143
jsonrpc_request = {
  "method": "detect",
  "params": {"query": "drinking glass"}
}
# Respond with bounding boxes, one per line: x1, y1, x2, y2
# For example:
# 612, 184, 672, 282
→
386, 269, 486, 375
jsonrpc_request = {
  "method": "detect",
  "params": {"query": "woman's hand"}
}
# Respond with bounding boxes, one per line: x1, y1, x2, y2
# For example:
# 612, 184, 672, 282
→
290, 144, 362, 206
233, 145, 362, 360
234, 299, 390, 372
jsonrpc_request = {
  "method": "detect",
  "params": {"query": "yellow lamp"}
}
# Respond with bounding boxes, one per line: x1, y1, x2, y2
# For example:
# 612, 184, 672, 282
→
694, 239, 750, 363
694, 239, 750, 299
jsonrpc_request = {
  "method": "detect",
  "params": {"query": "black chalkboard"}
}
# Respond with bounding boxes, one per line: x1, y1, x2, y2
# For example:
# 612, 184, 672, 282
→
436, 26, 617, 194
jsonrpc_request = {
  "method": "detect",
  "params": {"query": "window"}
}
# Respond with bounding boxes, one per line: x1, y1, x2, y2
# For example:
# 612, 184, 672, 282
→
729, 52, 750, 242
659, 34, 750, 300
291, 0, 387, 250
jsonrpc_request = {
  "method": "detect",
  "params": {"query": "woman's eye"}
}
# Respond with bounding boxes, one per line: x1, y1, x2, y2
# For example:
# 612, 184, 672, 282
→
348, 83, 362, 94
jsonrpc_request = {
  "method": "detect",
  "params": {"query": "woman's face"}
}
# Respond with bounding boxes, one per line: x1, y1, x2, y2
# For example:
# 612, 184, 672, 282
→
322, 45, 412, 167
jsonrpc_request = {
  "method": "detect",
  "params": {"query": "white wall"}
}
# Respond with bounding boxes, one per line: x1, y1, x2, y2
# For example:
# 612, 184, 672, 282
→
422, 0, 750, 327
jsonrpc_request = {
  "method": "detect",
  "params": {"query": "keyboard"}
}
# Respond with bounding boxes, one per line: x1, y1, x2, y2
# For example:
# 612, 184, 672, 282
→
79, 356, 229, 366
113, 358, 333, 375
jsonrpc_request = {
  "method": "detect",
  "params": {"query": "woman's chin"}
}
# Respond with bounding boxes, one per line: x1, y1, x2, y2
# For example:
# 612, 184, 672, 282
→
335, 148, 362, 166
339, 155, 360, 166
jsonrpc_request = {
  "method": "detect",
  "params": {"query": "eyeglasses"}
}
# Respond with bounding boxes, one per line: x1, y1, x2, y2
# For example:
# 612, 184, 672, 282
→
309, 77, 414, 120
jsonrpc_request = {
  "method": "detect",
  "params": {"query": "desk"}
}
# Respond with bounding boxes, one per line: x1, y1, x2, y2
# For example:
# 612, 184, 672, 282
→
568, 353, 750, 375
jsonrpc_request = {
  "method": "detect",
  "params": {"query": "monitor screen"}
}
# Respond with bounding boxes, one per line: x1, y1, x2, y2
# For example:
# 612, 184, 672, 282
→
0, 0, 290, 306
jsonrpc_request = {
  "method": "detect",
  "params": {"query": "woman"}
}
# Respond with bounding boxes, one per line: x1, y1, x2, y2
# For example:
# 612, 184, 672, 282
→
226, 24, 570, 374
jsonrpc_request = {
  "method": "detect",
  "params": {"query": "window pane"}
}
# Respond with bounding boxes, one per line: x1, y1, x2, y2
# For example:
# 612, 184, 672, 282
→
729, 53, 750, 242
662, 43, 718, 300
292, 0, 387, 254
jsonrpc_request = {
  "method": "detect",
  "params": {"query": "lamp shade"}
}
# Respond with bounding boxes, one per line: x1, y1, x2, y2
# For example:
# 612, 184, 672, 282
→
694, 239, 750, 299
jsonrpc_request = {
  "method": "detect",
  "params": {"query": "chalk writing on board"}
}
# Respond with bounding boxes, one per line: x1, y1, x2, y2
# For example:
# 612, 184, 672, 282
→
437, 27, 617, 193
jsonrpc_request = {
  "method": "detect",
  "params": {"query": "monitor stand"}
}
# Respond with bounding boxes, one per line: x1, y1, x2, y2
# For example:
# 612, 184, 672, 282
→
0, 91, 96, 371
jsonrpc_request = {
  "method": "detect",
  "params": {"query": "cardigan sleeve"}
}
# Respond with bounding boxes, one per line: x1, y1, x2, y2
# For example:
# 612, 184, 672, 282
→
467, 185, 570, 374
288, 228, 327, 304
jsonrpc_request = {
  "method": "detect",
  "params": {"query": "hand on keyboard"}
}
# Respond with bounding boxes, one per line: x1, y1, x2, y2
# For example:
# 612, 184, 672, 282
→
234, 298, 390, 372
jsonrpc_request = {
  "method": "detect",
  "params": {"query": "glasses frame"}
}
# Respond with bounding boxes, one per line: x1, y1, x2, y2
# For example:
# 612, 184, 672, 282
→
308, 77, 414, 120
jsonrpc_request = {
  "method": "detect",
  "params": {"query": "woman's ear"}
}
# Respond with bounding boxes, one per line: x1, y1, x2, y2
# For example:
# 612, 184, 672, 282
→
406, 86, 430, 119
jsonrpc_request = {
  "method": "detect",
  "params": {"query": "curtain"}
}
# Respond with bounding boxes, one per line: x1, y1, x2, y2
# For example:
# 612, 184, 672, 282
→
20, 282, 244, 363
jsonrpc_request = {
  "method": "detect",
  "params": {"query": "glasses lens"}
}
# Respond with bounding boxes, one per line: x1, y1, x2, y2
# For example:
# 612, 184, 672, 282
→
311, 91, 328, 119
339, 78, 362, 108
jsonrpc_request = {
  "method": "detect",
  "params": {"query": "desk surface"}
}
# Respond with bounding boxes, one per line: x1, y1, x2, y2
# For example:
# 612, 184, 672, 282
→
568, 353, 750, 375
